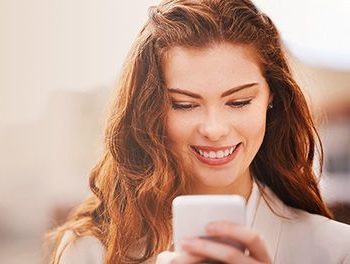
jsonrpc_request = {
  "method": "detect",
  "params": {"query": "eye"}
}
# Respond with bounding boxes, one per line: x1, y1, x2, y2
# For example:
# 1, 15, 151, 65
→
171, 102, 198, 110
227, 99, 252, 108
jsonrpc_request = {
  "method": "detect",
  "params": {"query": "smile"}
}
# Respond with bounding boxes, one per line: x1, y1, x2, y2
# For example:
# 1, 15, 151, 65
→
190, 143, 241, 166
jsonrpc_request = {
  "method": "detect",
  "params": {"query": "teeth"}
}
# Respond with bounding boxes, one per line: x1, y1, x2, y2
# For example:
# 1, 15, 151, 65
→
194, 145, 238, 159
229, 147, 234, 154
217, 151, 224, 158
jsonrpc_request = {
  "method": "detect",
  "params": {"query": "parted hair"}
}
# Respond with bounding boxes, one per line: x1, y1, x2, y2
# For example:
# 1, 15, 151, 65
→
48, 0, 332, 263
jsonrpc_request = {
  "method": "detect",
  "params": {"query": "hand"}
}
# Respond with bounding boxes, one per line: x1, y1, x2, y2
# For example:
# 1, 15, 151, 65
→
156, 221, 271, 264
182, 221, 271, 264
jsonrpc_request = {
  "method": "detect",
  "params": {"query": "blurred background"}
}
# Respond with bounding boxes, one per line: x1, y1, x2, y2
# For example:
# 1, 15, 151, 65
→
0, 0, 349, 263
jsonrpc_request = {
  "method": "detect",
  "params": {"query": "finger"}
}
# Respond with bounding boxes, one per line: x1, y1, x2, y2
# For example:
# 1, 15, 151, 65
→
182, 237, 260, 264
156, 251, 205, 264
206, 221, 271, 262
156, 251, 177, 264
171, 251, 205, 264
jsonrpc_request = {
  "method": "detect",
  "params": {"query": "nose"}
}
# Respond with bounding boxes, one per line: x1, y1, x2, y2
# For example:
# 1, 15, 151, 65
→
197, 110, 231, 142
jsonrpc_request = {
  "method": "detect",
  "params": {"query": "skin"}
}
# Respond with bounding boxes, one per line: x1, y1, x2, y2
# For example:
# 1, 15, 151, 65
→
160, 42, 273, 263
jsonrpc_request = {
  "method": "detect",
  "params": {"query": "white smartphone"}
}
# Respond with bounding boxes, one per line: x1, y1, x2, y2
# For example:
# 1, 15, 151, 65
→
172, 195, 246, 251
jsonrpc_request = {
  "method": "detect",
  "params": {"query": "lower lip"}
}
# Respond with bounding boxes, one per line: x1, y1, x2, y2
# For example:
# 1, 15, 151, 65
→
191, 144, 241, 166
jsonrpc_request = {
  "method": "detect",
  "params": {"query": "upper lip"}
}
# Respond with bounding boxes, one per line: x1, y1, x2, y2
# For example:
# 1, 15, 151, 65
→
191, 144, 240, 152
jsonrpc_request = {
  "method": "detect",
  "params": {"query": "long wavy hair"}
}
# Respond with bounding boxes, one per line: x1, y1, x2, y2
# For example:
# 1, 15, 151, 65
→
48, 0, 332, 263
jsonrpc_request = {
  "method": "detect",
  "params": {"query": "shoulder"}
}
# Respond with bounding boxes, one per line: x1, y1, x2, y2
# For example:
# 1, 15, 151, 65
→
281, 206, 350, 263
284, 205, 350, 242
55, 230, 105, 264
54, 231, 157, 264
263, 185, 350, 239
263, 186, 350, 262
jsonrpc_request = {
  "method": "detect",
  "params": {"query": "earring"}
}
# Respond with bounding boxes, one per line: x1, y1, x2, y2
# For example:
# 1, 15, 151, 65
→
268, 102, 273, 109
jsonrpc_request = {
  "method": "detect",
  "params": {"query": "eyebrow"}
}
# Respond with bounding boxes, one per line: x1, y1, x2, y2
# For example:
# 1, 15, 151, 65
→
168, 82, 259, 99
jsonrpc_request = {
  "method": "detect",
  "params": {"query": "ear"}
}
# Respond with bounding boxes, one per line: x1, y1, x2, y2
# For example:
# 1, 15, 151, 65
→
268, 92, 274, 104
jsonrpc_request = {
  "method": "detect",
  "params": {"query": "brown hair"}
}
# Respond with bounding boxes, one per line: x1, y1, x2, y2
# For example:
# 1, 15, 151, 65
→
48, 0, 332, 263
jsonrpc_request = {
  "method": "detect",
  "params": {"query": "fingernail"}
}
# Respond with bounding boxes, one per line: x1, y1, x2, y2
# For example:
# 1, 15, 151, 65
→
181, 238, 195, 248
206, 222, 217, 233
181, 237, 193, 244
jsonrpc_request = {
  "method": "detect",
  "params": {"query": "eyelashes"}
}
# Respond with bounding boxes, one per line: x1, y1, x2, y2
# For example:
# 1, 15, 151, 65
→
226, 100, 252, 108
172, 103, 196, 110
171, 100, 252, 111
171, 103, 195, 110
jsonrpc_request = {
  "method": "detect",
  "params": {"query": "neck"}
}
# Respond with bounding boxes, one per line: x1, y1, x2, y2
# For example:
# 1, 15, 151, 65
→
190, 170, 253, 200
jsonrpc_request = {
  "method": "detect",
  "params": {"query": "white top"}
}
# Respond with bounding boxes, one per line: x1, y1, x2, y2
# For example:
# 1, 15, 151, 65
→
57, 231, 104, 264
245, 180, 260, 227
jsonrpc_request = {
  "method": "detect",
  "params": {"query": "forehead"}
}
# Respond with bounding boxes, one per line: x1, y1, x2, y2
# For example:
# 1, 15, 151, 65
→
162, 42, 265, 91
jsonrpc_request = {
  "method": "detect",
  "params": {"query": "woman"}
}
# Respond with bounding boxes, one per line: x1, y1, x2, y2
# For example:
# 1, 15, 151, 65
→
48, 0, 350, 263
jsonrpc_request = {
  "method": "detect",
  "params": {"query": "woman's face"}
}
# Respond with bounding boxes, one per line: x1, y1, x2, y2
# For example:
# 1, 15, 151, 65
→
164, 42, 272, 194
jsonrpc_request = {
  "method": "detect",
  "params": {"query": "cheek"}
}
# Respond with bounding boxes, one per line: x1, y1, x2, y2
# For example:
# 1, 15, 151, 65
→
166, 112, 193, 146
241, 110, 267, 146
